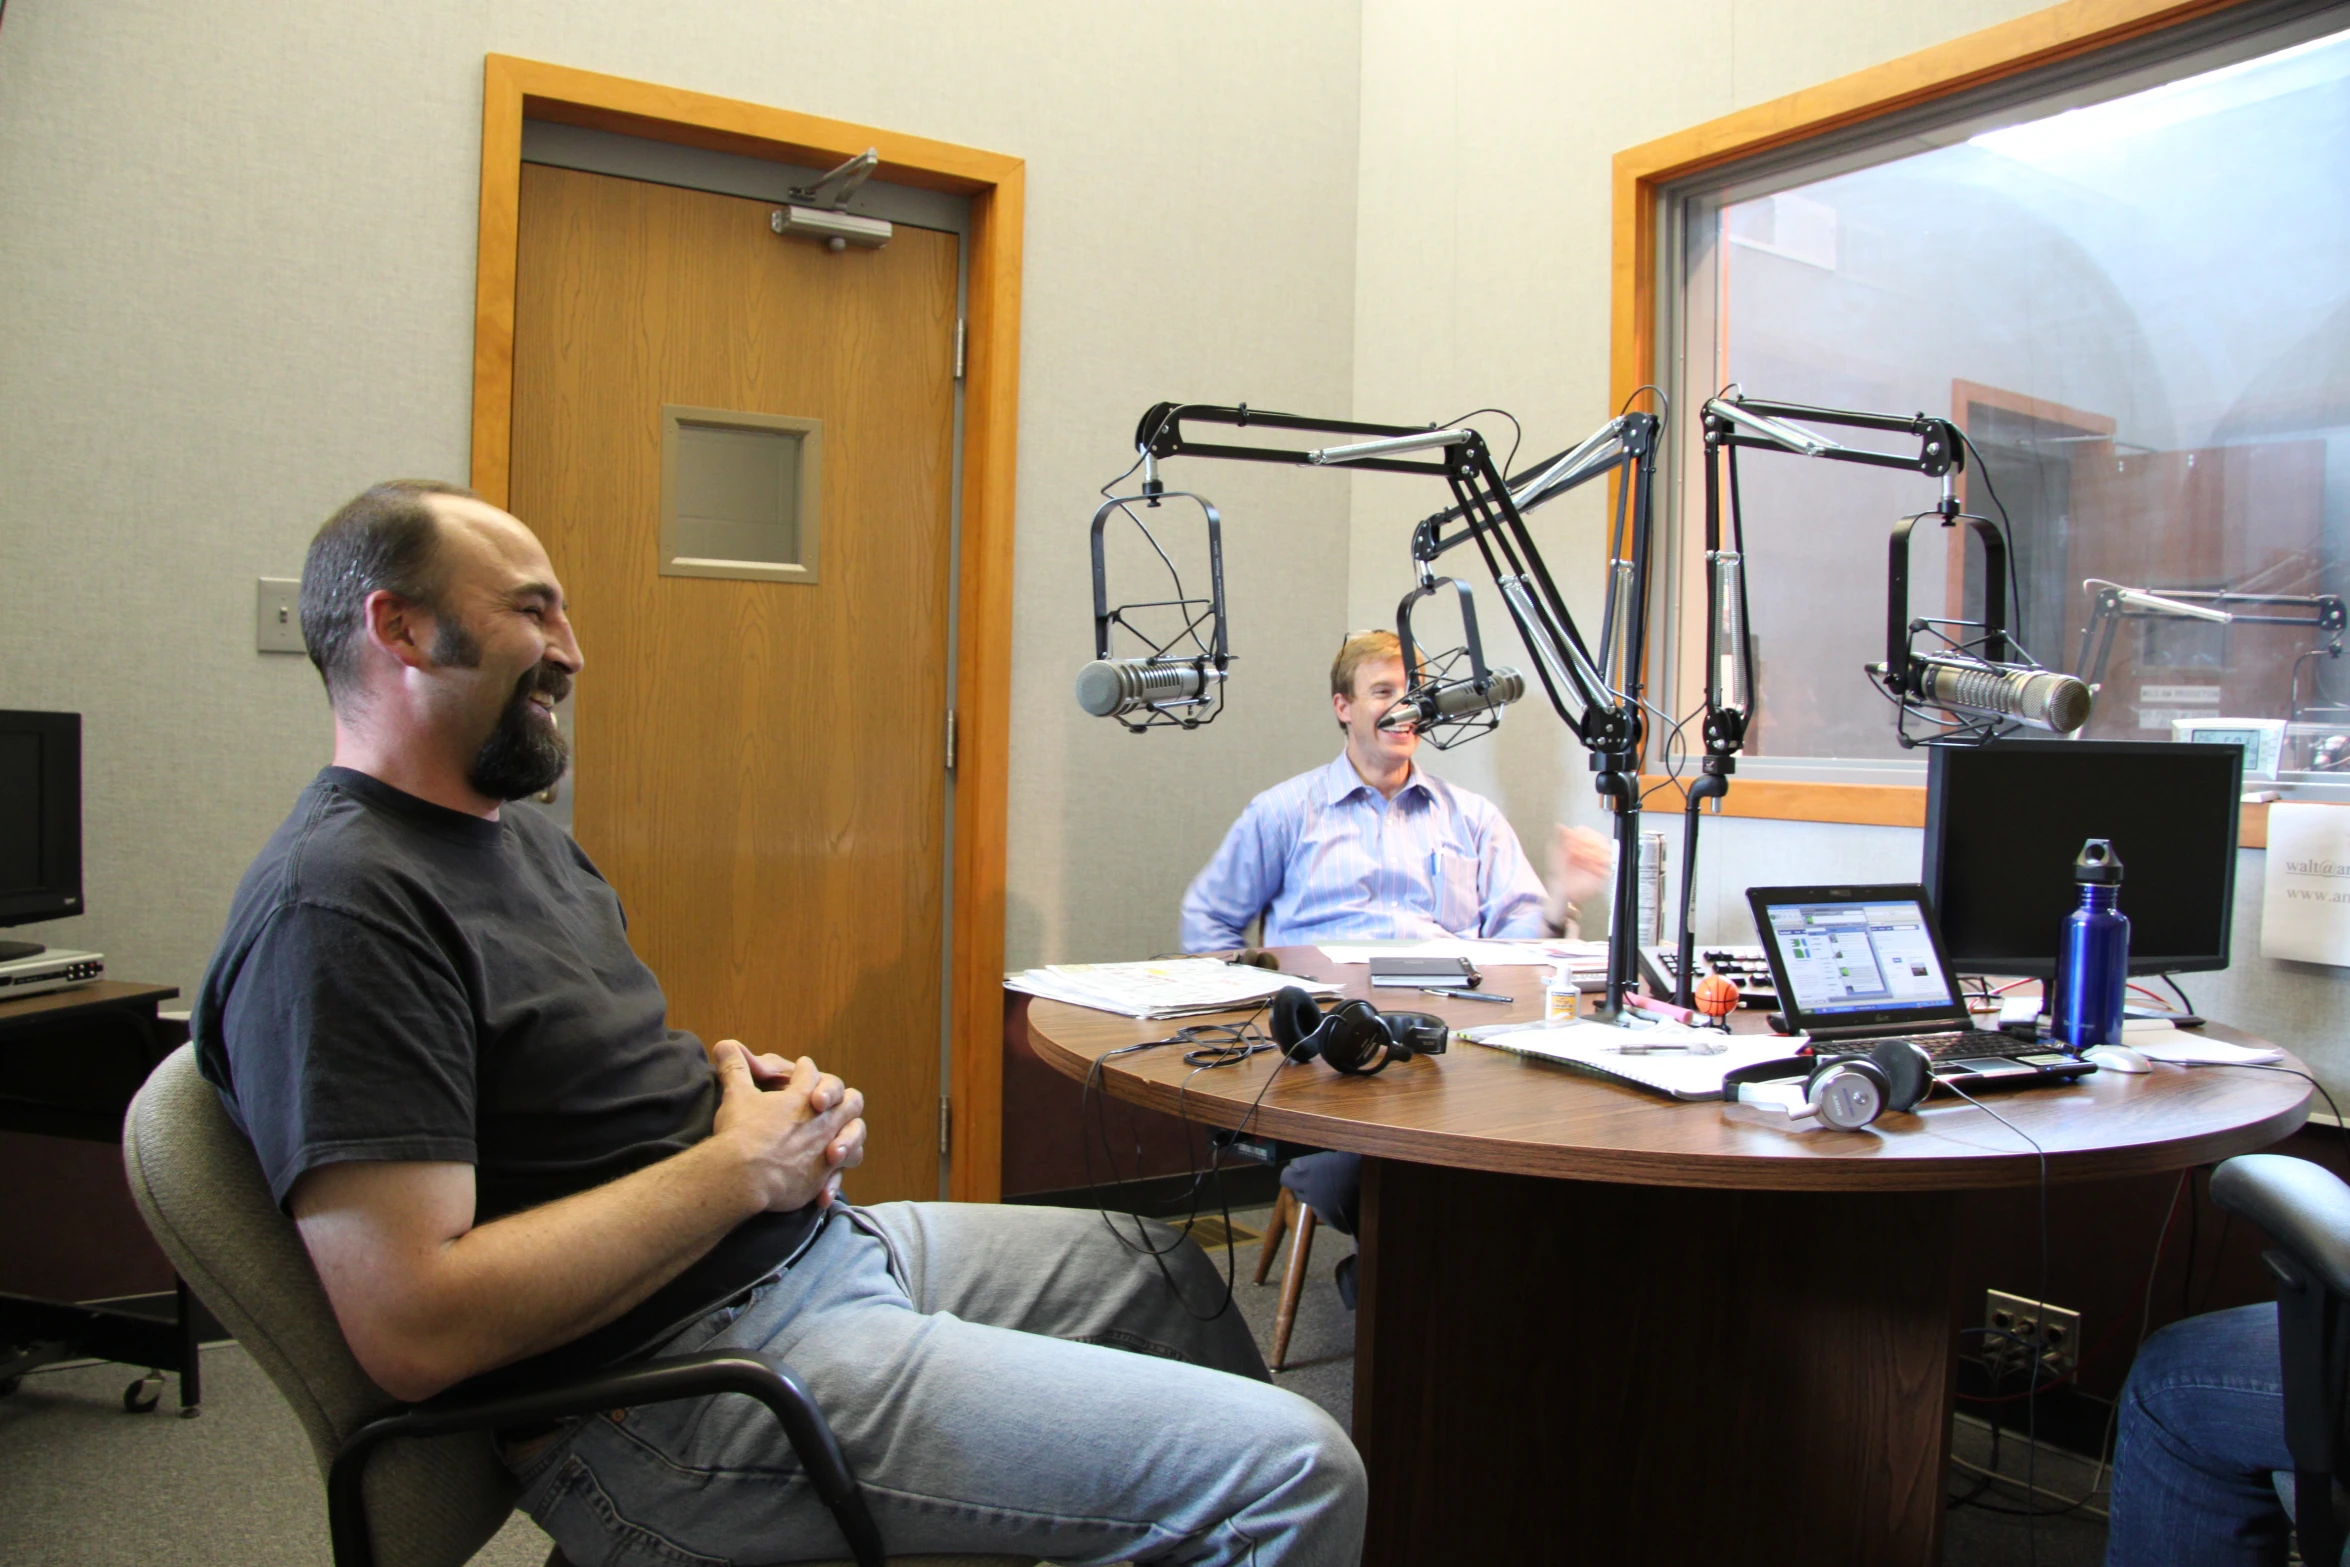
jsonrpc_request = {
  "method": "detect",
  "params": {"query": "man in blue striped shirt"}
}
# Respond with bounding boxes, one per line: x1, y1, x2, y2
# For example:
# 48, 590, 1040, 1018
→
1179, 630, 1610, 953
1179, 629, 1611, 1310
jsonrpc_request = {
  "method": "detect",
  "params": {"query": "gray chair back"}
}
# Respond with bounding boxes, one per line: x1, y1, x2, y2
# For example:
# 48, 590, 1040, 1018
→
122, 1045, 515, 1567
122, 1044, 1045, 1567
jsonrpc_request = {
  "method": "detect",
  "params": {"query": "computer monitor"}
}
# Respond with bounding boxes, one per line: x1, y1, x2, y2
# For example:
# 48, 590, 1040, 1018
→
0, 710, 84, 956
1922, 738, 2240, 979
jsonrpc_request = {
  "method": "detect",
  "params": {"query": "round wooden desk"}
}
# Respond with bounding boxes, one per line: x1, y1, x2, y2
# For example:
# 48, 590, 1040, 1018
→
1026, 949, 2310, 1567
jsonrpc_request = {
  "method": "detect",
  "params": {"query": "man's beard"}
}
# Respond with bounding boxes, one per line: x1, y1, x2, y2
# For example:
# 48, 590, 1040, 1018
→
426, 616, 573, 802
468, 661, 573, 802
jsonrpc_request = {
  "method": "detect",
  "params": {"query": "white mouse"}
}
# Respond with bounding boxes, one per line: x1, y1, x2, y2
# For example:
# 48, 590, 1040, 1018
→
2085, 1043, 2152, 1074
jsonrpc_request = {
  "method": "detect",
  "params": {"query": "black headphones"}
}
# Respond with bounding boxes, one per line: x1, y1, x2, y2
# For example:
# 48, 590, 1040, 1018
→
1724, 1039, 1933, 1130
1268, 987, 1448, 1076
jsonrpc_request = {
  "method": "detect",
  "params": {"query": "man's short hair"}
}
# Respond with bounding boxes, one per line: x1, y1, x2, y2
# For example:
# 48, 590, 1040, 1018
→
300, 480, 476, 704
1331, 630, 1403, 700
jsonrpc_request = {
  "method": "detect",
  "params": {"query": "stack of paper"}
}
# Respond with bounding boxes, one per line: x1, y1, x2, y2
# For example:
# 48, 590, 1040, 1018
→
1005, 960, 1336, 1020
1460, 1018, 1802, 1100
1319, 938, 1608, 968
2132, 1037, 2285, 1066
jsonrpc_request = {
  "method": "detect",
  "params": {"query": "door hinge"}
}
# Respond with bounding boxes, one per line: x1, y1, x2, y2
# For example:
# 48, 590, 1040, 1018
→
945, 709, 958, 771
954, 318, 966, 381
939, 1095, 952, 1156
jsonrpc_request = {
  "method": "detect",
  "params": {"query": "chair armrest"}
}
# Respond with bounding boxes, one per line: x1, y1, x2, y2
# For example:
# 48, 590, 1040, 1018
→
327, 1349, 882, 1567
2213, 1154, 2350, 1299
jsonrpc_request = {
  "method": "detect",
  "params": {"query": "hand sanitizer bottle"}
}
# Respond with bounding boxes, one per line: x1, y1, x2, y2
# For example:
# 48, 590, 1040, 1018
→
1545, 962, 1579, 1025
2050, 839, 2130, 1052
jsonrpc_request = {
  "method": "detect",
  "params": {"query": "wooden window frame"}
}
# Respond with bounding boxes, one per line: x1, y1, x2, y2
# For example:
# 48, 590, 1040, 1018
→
470, 55, 1023, 1199
1611, 0, 2279, 845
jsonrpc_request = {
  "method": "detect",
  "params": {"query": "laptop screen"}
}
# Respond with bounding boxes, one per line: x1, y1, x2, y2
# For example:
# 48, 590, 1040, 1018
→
1758, 894, 1963, 1021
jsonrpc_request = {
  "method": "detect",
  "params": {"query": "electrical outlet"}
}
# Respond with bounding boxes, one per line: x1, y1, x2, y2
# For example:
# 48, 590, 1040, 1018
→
256, 577, 304, 654
1984, 1289, 2081, 1380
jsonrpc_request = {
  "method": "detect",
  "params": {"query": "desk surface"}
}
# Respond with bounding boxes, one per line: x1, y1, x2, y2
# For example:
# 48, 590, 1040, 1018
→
0, 981, 178, 1026
1025, 948, 2309, 1192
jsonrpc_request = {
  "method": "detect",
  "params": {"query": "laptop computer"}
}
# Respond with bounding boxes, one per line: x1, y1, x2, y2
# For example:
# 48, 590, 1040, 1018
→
1744, 883, 2095, 1088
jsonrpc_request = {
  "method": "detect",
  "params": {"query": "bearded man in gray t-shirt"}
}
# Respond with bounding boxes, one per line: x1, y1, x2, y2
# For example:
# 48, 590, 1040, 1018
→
194, 480, 1364, 1566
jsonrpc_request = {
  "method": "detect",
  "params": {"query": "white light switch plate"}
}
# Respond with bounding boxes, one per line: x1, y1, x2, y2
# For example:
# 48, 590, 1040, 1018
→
256, 577, 303, 653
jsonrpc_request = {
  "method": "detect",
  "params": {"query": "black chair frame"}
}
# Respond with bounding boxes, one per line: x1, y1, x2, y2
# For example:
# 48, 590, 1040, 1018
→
326, 1349, 884, 1567
2211, 1153, 2350, 1567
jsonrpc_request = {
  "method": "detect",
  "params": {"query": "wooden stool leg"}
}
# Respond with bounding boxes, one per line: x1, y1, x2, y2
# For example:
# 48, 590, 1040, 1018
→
1270, 1202, 1318, 1372
1256, 1187, 1295, 1285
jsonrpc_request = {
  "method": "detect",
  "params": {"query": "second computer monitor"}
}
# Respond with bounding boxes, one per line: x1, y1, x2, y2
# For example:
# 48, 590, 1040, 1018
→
1922, 738, 2241, 978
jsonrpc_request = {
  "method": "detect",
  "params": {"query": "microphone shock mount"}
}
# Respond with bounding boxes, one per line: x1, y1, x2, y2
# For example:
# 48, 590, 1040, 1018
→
1082, 485, 1231, 733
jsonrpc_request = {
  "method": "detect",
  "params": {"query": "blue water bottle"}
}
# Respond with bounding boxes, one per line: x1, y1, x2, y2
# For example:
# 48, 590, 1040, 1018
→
2050, 839, 2130, 1052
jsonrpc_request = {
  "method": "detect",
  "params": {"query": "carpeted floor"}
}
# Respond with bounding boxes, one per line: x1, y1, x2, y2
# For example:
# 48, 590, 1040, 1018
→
0, 1202, 2112, 1565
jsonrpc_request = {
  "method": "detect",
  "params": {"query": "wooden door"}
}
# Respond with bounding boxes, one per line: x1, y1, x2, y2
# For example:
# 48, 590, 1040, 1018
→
510, 163, 958, 1203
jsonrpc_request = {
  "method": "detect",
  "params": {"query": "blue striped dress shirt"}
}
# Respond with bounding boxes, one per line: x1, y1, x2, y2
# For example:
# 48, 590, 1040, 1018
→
1179, 751, 1551, 952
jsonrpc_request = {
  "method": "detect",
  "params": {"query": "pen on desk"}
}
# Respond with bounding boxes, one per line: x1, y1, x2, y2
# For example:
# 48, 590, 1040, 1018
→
1421, 986, 1512, 1004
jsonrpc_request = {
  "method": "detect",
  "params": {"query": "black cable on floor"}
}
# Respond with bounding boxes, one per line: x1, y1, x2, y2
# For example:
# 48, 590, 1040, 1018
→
1943, 1079, 2049, 1567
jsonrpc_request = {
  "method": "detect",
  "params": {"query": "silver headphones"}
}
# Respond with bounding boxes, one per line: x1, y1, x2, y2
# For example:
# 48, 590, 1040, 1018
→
1724, 1040, 1934, 1131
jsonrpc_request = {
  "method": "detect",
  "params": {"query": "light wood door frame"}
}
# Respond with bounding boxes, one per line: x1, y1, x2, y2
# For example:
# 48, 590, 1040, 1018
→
1608, 0, 2251, 830
471, 54, 1022, 1201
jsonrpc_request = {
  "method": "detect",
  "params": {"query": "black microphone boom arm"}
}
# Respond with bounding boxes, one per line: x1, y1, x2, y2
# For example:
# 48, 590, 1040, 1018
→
1122, 400, 1665, 1019
1134, 402, 1658, 748
1668, 394, 1983, 1004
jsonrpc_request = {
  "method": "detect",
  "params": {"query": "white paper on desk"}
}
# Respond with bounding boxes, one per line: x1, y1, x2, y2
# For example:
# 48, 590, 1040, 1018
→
1459, 1020, 1802, 1100
1004, 960, 1336, 1019
2133, 1037, 2285, 1066
1318, 938, 1606, 966
2262, 803, 2350, 965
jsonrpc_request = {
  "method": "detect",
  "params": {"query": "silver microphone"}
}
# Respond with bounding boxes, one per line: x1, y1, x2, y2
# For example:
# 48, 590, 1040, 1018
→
1911, 655, 2092, 734
1075, 659, 1223, 718
1377, 668, 1527, 732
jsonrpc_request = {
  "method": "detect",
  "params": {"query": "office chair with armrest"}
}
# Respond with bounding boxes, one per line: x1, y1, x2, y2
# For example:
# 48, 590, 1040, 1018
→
2209, 1152, 2350, 1567
122, 1044, 1034, 1567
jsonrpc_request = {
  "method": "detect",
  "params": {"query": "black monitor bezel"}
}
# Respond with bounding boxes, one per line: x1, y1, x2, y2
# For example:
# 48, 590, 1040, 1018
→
1922, 738, 2241, 979
0, 710, 83, 929
1745, 882, 1972, 1036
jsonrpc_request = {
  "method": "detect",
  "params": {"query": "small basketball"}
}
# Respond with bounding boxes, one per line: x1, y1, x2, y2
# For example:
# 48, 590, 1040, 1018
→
1693, 972, 1742, 1019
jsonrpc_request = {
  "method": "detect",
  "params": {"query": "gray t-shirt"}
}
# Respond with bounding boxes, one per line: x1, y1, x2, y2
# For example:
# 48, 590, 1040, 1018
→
194, 766, 817, 1389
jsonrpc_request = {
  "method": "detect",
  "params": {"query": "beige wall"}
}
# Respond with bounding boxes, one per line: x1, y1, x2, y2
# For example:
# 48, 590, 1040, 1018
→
0, 0, 1363, 993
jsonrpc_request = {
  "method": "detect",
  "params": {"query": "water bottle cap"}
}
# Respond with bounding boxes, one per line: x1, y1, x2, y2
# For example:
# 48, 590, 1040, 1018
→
2074, 838, 2124, 885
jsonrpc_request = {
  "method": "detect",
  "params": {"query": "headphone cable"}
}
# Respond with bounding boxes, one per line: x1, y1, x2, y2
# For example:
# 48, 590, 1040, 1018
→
1941, 1080, 2050, 1567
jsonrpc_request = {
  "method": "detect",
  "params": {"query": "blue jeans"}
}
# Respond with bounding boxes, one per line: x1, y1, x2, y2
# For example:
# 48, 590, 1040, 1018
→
508, 1201, 1366, 1565
2108, 1302, 2301, 1566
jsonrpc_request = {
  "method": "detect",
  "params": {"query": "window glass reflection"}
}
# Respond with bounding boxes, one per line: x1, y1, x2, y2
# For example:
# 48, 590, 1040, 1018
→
1706, 28, 2350, 768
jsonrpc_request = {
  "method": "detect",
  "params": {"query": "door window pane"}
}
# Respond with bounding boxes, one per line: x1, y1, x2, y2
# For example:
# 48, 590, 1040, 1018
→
659, 406, 823, 583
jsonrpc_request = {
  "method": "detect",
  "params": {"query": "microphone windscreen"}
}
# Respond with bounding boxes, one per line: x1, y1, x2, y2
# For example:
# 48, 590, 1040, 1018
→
1075, 660, 1130, 717
2022, 671, 2093, 733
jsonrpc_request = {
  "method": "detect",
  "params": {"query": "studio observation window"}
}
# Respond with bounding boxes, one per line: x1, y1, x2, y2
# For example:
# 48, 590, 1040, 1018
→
1659, 9, 2350, 784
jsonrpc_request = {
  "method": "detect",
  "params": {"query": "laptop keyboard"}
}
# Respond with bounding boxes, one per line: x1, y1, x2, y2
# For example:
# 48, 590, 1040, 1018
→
1893, 1029, 2034, 1060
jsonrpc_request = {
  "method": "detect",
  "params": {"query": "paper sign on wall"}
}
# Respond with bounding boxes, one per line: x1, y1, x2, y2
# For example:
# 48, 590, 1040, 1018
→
2261, 803, 2350, 965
